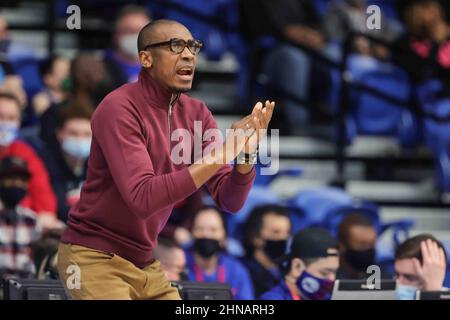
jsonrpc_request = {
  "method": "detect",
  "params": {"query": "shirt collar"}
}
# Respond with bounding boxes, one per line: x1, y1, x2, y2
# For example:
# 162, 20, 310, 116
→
138, 69, 180, 109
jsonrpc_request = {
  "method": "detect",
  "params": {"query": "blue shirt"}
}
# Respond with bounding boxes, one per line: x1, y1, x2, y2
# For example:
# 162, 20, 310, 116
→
185, 250, 255, 300
259, 281, 296, 300
104, 50, 141, 83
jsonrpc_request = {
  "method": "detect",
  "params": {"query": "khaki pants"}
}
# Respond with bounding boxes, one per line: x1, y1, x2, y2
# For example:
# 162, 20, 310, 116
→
56, 243, 181, 300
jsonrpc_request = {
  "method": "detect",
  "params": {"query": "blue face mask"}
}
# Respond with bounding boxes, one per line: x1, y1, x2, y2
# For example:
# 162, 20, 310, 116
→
296, 270, 334, 300
62, 137, 91, 159
0, 122, 19, 147
397, 284, 418, 300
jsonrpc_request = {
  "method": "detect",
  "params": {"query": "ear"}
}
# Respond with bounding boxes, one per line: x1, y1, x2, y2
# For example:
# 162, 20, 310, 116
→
291, 258, 306, 277
139, 50, 153, 68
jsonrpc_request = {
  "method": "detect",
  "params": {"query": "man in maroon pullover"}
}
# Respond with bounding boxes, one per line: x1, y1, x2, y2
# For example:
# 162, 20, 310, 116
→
56, 19, 276, 300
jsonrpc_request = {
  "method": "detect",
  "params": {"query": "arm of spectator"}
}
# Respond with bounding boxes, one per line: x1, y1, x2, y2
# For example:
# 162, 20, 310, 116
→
413, 239, 447, 291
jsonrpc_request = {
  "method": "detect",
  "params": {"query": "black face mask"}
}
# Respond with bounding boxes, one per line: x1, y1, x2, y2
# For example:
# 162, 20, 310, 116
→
345, 248, 376, 271
193, 238, 222, 259
264, 239, 287, 261
0, 186, 27, 209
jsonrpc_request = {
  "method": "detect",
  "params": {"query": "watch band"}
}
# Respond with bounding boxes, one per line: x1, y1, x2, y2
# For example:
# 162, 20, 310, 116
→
237, 150, 258, 165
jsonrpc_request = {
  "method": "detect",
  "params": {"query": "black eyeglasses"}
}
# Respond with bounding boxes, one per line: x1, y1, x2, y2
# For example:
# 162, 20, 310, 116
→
144, 38, 203, 55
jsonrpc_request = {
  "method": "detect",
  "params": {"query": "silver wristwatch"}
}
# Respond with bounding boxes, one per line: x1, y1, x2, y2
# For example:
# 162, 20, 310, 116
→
237, 150, 258, 165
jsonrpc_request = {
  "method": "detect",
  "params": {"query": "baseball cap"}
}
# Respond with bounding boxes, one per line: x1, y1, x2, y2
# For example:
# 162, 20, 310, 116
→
0, 156, 31, 180
290, 227, 338, 259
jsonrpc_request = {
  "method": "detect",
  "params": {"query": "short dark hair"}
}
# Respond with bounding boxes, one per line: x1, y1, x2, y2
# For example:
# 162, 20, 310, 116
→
39, 55, 59, 78
395, 234, 447, 265
192, 205, 228, 236
137, 19, 183, 52
115, 4, 151, 30
56, 104, 92, 129
242, 204, 290, 257
338, 213, 375, 245
157, 237, 182, 251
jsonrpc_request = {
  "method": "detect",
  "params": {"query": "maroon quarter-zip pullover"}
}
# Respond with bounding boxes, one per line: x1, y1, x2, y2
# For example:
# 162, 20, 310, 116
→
61, 70, 255, 268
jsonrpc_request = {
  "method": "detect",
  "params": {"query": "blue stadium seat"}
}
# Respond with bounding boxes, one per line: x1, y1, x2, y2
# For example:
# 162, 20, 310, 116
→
162, 0, 231, 61
346, 66, 419, 146
416, 80, 450, 193
10, 58, 43, 101
254, 163, 303, 186
287, 187, 353, 228
225, 186, 281, 241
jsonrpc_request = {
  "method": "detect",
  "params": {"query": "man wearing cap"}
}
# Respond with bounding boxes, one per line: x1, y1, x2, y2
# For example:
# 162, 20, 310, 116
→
0, 156, 39, 279
260, 227, 339, 300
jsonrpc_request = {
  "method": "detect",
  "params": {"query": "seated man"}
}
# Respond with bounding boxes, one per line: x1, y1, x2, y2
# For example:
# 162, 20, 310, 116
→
43, 105, 92, 222
153, 237, 187, 282
32, 55, 70, 117
103, 5, 152, 86
260, 227, 339, 300
0, 156, 39, 279
185, 206, 255, 300
337, 213, 378, 279
241, 204, 291, 297
0, 92, 60, 230
395, 234, 448, 300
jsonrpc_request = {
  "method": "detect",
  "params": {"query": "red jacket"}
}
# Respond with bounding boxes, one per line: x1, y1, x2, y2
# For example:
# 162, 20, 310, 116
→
62, 70, 255, 268
1, 140, 57, 215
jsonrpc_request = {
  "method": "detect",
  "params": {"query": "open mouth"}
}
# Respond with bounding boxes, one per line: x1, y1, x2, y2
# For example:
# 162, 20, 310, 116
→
176, 67, 194, 78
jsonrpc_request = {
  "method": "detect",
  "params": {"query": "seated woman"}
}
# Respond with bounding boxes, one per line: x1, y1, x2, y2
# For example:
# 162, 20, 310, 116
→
185, 206, 255, 300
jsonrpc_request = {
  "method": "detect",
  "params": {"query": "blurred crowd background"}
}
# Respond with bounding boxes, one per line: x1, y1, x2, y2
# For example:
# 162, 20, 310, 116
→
0, 0, 449, 300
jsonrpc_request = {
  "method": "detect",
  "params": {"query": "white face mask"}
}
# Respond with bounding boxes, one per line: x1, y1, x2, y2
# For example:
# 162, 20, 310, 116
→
119, 33, 139, 58
0, 122, 19, 147
397, 283, 418, 300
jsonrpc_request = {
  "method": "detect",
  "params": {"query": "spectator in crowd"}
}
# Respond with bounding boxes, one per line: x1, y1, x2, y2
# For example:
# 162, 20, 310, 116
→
153, 237, 187, 282
185, 206, 255, 300
403, 0, 450, 68
260, 227, 339, 300
0, 156, 39, 279
43, 105, 92, 222
0, 92, 60, 230
241, 0, 337, 133
103, 5, 151, 87
40, 53, 111, 149
0, 14, 37, 61
395, 0, 450, 86
33, 228, 63, 280
241, 204, 291, 298
336, 213, 378, 280
395, 234, 448, 300
32, 55, 70, 117
323, 0, 401, 59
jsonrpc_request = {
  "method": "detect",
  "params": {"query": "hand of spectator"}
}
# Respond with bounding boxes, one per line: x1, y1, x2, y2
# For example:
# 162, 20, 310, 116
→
413, 239, 447, 291
32, 92, 51, 116
36, 213, 66, 233
174, 227, 192, 246
285, 25, 326, 51
244, 100, 275, 154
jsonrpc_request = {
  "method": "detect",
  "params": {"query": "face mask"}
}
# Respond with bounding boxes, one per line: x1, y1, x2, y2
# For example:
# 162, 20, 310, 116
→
296, 270, 334, 300
397, 284, 418, 300
0, 186, 27, 209
193, 238, 222, 259
119, 33, 139, 58
62, 137, 91, 159
345, 248, 376, 271
264, 239, 287, 261
0, 122, 19, 147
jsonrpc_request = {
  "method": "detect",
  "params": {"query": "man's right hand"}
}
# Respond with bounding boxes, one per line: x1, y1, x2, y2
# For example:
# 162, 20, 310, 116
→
413, 239, 447, 291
